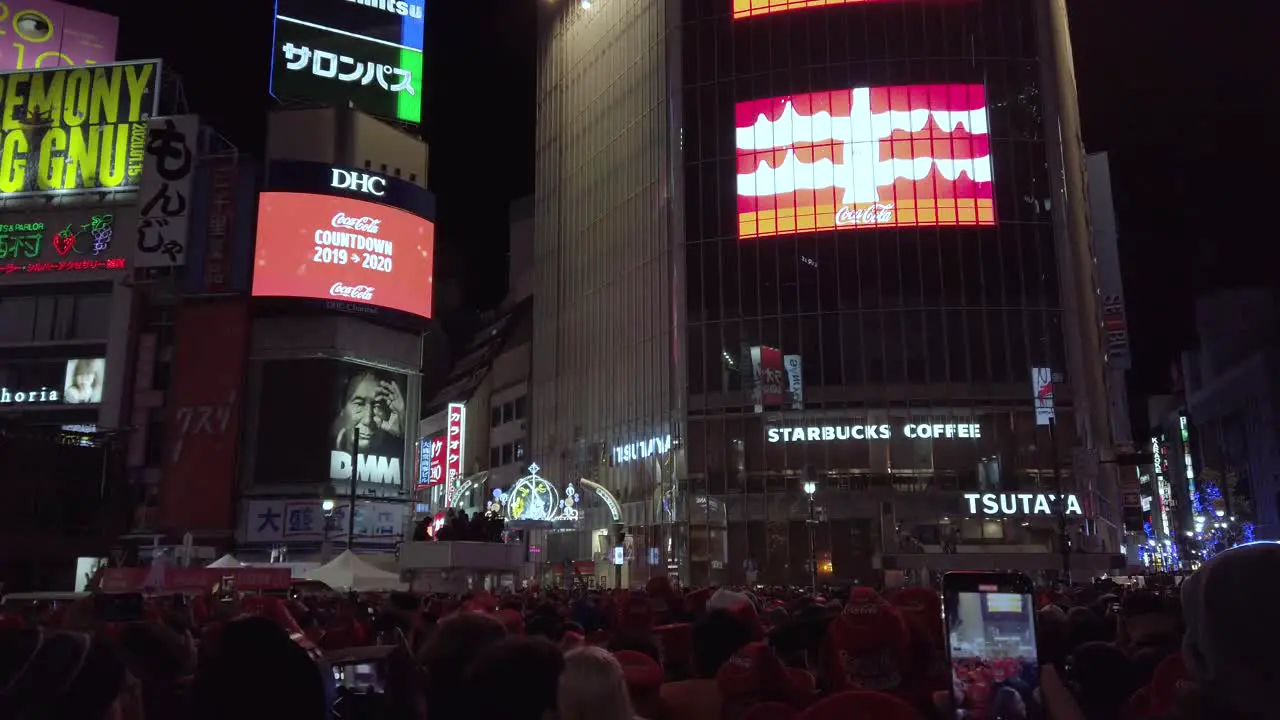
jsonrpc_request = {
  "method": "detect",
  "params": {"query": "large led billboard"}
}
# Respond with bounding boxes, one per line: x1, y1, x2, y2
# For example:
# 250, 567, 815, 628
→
252, 191, 435, 319
252, 359, 410, 489
0, 60, 159, 195
270, 0, 424, 124
736, 85, 994, 239
0, 1, 118, 70
733, 0, 900, 20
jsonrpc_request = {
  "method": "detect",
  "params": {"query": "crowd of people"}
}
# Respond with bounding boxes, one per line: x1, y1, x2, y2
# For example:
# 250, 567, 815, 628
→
413, 508, 506, 542
1, 540, 1275, 720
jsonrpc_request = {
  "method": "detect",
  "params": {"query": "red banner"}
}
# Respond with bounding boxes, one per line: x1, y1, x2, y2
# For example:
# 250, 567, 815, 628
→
159, 299, 250, 534
99, 566, 291, 594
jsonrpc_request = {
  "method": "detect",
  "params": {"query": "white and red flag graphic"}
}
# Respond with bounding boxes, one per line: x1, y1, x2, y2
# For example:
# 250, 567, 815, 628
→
736, 84, 996, 239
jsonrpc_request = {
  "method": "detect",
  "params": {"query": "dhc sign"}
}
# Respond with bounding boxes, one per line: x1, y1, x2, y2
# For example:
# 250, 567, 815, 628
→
331, 169, 387, 197
964, 492, 1083, 517
612, 435, 672, 464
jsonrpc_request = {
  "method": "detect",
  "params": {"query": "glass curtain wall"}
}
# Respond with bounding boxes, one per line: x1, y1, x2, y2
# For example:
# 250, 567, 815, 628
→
680, 0, 1070, 585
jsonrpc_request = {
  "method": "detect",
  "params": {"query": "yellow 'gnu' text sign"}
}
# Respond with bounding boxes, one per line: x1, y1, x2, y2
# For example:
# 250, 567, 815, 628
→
0, 60, 160, 196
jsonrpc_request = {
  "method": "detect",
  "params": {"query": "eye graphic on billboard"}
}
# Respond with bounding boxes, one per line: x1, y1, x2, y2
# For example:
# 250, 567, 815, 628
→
270, 0, 424, 124
252, 191, 435, 319
0, 60, 159, 196
736, 84, 995, 239
0, 1, 119, 71
252, 359, 411, 489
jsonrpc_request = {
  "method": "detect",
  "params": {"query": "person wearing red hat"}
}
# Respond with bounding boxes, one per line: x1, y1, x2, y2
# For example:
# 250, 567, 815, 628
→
822, 588, 910, 695
718, 641, 814, 717
615, 649, 665, 719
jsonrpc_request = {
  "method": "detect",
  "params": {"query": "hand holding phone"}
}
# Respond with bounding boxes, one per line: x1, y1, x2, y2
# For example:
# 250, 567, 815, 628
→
942, 572, 1039, 720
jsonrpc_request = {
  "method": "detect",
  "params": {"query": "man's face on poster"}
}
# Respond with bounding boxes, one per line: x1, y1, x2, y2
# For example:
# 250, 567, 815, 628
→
336, 370, 405, 452
343, 374, 384, 450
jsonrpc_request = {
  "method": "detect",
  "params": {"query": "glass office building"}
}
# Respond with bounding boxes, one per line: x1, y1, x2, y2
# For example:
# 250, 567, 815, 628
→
532, 0, 1119, 586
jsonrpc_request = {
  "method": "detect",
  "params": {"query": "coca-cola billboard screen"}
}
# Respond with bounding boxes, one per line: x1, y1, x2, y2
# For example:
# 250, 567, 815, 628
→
252, 192, 435, 318
736, 85, 995, 239
733, 0, 902, 20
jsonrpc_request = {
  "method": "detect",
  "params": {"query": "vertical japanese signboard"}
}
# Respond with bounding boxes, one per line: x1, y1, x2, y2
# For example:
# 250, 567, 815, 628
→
418, 435, 443, 488
444, 403, 465, 506
136, 115, 199, 267
203, 155, 237, 292
159, 298, 249, 533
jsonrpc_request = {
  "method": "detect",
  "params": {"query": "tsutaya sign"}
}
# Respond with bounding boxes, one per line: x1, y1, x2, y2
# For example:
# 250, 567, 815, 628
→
612, 435, 672, 464
767, 422, 981, 443
965, 493, 1083, 517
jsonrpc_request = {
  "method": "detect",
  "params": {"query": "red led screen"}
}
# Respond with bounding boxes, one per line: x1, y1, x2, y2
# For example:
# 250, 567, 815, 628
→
253, 192, 435, 318
733, 0, 901, 20
736, 85, 995, 239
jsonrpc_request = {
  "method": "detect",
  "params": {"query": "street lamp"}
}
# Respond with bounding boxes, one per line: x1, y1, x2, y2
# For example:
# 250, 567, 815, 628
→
803, 480, 817, 595
320, 489, 338, 563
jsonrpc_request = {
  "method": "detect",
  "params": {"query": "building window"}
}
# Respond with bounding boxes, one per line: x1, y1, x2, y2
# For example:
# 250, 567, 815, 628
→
363, 159, 372, 169
409, 172, 417, 182
501, 444, 514, 465
514, 396, 527, 420
394, 167, 402, 177
514, 440, 525, 460
490, 446, 500, 468
491, 406, 502, 427
380, 163, 388, 173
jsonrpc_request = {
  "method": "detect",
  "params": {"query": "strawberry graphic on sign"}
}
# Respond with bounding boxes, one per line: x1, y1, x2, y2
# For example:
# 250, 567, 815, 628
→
53, 226, 78, 256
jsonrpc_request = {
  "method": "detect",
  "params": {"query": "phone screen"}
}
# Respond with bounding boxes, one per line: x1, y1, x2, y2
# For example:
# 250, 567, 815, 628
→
332, 662, 384, 693
944, 574, 1039, 720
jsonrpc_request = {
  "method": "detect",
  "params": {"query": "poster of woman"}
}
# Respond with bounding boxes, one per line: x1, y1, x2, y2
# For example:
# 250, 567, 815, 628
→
63, 357, 105, 404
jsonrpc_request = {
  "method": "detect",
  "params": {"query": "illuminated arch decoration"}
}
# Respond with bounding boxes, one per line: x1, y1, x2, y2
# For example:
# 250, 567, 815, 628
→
448, 471, 489, 509
492, 464, 580, 523
579, 479, 622, 522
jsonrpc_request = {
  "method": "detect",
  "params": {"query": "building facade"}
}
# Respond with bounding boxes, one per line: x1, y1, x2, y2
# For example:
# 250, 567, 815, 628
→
230, 107, 433, 565
533, 0, 1122, 586
417, 198, 536, 531
0, 55, 253, 588
1182, 289, 1277, 543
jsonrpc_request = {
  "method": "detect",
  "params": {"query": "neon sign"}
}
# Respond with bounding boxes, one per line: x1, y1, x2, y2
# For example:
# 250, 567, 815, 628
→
612, 435, 672, 463
0, 214, 121, 275
964, 493, 1083, 516
767, 422, 981, 442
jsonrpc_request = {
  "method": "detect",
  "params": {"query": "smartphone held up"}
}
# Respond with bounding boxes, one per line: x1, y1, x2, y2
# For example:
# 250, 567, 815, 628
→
941, 572, 1040, 720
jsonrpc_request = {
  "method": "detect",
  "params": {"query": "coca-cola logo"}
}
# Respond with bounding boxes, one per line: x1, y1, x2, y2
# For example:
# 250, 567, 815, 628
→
330, 282, 375, 301
835, 203, 895, 226
331, 213, 382, 234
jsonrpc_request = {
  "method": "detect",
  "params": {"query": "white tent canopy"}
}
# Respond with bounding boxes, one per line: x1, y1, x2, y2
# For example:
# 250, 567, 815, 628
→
304, 550, 404, 591
207, 553, 245, 568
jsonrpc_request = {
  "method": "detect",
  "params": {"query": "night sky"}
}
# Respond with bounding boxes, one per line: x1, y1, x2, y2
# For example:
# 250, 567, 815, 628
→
74, 0, 1276, 404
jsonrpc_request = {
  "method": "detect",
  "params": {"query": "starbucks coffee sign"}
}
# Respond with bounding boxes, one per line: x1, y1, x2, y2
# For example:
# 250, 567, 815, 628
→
964, 492, 1083, 517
